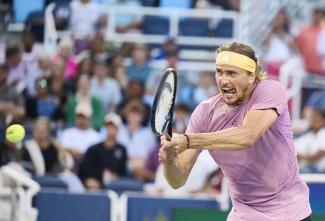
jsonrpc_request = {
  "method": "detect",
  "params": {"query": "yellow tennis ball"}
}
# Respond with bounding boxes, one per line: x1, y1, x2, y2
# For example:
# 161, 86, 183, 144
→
6, 124, 25, 144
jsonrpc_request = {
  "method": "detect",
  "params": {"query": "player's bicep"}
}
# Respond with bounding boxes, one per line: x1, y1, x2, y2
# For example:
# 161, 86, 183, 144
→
242, 108, 278, 142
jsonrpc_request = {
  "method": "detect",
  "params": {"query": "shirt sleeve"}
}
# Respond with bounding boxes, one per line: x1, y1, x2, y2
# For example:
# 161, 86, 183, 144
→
250, 81, 287, 116
316, 129, 325, 151
317, 30, 325, 56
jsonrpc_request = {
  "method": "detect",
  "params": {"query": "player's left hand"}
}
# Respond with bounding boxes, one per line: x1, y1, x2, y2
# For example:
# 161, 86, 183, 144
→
162, 133, 188, 155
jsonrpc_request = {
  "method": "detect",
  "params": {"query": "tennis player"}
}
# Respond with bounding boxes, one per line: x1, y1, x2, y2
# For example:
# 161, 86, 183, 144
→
159, 42, 312, 221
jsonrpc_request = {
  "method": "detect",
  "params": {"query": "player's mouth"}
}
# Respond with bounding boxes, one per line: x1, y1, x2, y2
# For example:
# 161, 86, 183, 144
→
222, 87, 237, 99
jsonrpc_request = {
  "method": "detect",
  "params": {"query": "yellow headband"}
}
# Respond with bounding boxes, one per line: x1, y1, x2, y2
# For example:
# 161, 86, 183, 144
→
216, 51, 256, 73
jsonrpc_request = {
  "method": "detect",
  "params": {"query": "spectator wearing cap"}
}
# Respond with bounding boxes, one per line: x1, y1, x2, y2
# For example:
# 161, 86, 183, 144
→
25, 77, 58, 120
59, 102, 101, 162
294, 90, 325, 172
90, 60, 122, 113
79, 112, 127, 190
65, 74, 104, 130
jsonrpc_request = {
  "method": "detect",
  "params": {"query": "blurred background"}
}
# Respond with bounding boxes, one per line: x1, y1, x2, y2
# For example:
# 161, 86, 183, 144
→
0, 0, 325, 220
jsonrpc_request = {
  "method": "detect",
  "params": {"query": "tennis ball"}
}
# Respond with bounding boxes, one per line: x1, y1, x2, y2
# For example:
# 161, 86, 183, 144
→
6, 124, 25, 144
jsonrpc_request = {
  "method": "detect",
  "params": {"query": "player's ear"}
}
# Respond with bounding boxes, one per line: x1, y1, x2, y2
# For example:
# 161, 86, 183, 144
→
248, 72, 256, 84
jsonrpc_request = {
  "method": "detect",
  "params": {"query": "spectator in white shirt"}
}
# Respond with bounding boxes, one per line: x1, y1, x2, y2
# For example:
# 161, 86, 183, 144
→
295, 90, 325, 172
90, 60, 122, 113
117, 100, 156, 178
59, 102, 101, 161
70, 0, 102, 40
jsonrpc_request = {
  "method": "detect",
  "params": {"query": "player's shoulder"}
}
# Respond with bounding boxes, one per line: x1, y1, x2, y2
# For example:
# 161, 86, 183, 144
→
255, 79, 286, 93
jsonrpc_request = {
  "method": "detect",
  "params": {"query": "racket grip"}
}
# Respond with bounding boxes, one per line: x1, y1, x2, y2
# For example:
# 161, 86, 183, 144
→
165, 133, 172, 141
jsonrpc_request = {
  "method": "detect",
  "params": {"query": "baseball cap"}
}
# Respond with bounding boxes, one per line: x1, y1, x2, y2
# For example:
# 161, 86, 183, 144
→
104, 112, 122, 128
75, 102, 92, 118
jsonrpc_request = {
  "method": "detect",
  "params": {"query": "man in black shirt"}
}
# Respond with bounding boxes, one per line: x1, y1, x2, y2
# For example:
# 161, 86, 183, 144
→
79, 112, 127, 190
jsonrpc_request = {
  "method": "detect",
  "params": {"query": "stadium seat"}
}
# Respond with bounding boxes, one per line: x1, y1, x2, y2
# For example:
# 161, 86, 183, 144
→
13, 0, 45, 23
179, 18, 210, 37
33, 176, 68, 190
105, 178, 144, 195
215, 18, 234, 38
142, 15, 170, 35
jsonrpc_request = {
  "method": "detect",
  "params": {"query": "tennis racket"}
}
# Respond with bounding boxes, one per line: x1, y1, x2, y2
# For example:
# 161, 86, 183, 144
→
151, 68, 177, 140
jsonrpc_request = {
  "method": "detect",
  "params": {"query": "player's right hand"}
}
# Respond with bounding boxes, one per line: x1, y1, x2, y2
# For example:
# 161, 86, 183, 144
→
159, 135, 177, 164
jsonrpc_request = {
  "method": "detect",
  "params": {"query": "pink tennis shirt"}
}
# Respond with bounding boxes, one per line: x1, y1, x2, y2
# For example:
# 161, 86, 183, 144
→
186, 80, 311, 221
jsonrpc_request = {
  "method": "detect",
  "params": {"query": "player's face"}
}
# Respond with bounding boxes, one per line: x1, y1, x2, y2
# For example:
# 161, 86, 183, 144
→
216, 64, 256, 106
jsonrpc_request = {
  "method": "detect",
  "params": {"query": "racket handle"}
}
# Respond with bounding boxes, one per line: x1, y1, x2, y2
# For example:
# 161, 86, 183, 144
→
165, 133, 172, 141
167, 119, 172, 140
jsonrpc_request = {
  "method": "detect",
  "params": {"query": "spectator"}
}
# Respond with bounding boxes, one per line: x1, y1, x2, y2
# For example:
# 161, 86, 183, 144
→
153, 37, 179, 60
0, 64, 25, 141
173, 103, 190, 134
111, 63, 128, 89
65, 74, 104, 129
263, 9, 297, 79
0, 139, 22, 167
117, 100, 156, 178
79, 112, 127, 190
117, 80, 151, 126
104, 0, 143, 33
21, 117, 62, 175
70, 0, 102, 41
146, 50, 190, 104
59, 102, 101, 161
145, 150, 217, 197
90, 60, 122, 113
136, 145, 160, 182
49, 59, 68, 122
53, 37, 78, 80
295, 90, 325, 172
201, 167, 224, 197
21, 30, 39, 68
146, 50, 180, 97
25, 77, 58, 120
5, 44, 32, 94
295, 8, 325, 75
193, 71, 218, 105
90, 33, 111, 63
33, 50, 52, 79
77, 55, 93, 78
127, 44, 151, 84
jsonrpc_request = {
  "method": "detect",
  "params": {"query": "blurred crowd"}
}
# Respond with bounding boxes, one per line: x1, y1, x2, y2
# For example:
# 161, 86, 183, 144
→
0, 0, 324, 198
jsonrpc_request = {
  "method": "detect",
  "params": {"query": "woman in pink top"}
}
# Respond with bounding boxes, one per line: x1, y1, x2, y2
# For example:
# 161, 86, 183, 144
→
53, 38, 77, 80
159, 42, 312, 221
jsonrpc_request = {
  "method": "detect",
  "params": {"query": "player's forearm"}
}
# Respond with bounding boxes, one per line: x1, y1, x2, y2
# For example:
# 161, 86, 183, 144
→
163, 160, 188, 189
189, 127, 255, 151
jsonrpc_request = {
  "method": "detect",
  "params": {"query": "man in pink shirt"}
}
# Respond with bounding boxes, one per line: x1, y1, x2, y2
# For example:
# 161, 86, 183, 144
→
159, 42, 312, 221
